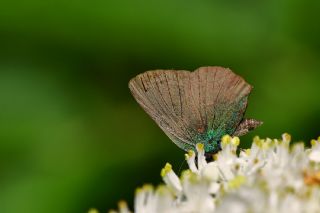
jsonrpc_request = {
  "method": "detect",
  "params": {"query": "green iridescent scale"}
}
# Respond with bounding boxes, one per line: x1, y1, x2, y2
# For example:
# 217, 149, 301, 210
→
191, 96, 248, 153
129, 66, 261, 154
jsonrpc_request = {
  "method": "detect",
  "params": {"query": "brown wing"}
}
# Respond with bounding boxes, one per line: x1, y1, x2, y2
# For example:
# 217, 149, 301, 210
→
128, 66, 252, 151
129, 70, 196, 151
193, 67, 252, 134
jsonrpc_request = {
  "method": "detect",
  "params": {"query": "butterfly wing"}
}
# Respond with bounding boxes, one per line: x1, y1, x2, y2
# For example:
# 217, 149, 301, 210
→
192, 67, 252, 144
129, 66, 252, 151
129, 70, 196, 151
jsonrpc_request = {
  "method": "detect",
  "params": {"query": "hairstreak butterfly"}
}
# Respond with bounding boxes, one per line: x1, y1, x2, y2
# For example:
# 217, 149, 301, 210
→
129, 66, 262, 158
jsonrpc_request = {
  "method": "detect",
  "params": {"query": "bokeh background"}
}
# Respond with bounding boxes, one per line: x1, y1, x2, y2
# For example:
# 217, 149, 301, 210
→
0, 0, 319, 212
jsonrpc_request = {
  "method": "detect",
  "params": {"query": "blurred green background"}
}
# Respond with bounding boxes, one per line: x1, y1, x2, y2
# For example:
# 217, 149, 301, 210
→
0, 0, 319, 212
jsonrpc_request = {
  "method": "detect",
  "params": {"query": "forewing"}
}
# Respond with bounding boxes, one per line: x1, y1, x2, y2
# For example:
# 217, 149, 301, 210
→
129, 70, 196, 151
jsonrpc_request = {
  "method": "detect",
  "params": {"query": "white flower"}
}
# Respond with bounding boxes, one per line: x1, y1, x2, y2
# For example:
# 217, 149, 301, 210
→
160, 163, 182, 195
134, 184, 177, 213
309, 138, 320, 163
179, 170, 215, 213
106, 134, 320, 213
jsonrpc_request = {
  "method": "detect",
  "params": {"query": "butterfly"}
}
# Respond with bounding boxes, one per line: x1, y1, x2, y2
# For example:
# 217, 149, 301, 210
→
129, 66, 262, 158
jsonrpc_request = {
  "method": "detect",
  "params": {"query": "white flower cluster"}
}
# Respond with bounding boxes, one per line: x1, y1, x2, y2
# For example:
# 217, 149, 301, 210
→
105, 134, 320, 213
